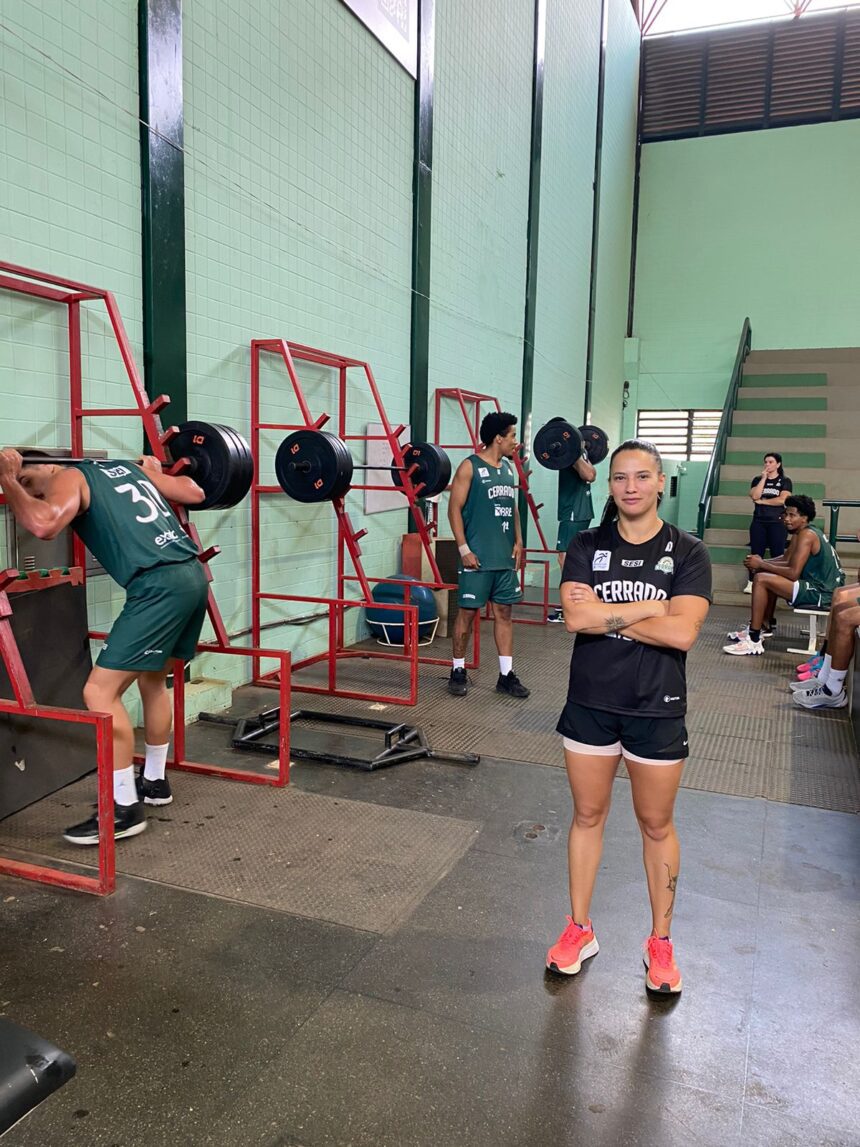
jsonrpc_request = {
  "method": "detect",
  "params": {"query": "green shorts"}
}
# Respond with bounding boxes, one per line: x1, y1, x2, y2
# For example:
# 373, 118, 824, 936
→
457, 567, 522, 609
556, 519, 592, 553
97, 560, 209, 673
791, 580, 833, 610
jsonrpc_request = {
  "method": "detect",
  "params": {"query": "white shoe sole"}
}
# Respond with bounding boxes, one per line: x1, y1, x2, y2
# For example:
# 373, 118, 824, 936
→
722, 644, 763, 655
141, 794, 173, 806
793, 692, 848, 709
546, 937, 599, 975
63, 819, 147, 846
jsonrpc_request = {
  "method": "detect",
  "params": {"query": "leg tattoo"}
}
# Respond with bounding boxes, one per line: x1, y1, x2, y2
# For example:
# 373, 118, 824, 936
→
663, 863, 678, 921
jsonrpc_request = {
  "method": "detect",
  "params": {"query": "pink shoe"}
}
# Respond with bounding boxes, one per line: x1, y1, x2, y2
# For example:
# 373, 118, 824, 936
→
795, 669, 815, 681
546, 916, 599, 975
644, 935, 683, 994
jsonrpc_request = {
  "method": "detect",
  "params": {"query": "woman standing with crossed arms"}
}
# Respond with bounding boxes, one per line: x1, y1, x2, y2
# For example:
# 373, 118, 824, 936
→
546, 439, 712, 994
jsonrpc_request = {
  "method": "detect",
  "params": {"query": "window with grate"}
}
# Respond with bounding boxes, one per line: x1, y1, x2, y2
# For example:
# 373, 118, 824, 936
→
635, 410, 722, 461
642, 8, 860, 140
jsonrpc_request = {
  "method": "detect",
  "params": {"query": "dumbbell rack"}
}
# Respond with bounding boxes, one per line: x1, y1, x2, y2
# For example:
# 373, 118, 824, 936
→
431, 388, 561, 626
250, 339, 477, 706
0, 261, 291, 896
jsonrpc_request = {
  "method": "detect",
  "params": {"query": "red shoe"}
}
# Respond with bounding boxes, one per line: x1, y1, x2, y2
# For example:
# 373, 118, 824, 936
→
644, 935, 683, 994
546, 916, 599, 975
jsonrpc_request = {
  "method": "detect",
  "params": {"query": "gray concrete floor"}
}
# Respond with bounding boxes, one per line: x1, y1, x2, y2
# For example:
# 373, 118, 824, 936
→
1, 617, 859, 1145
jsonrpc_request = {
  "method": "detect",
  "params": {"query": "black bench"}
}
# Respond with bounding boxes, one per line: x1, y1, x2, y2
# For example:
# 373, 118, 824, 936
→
0, 1019, 76, 1137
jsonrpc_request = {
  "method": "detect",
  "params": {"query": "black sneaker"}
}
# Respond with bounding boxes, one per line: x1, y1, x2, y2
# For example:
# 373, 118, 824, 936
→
496, 670, 530, 699
448, 667, 469, 696
63, 801, 147, 846
546, 610, 564, 624
136, 772, 173, 806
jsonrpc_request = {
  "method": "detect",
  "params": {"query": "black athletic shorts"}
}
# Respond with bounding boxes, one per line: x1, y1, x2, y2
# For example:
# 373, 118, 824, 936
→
556, 701, 688, 764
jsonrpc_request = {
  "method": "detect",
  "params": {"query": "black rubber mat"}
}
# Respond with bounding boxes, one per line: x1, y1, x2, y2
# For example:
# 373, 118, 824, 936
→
0, 777, 478, 932
279, 606, 859, 813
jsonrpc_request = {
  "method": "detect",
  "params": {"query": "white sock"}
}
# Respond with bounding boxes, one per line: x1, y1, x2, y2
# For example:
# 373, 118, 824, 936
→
816, 654, 832, 687
113, 766, 138, 807
499, 655, 513, 676
452, 658, 465, 671
144, 742, 170, 782
826, 668, 847, 695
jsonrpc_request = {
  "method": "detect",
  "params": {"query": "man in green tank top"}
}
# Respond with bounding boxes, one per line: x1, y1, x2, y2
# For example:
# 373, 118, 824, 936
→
0, 448, 209, 843
447, 411, 529, 700
546, 418, 596, 624
724, 493, 845, 657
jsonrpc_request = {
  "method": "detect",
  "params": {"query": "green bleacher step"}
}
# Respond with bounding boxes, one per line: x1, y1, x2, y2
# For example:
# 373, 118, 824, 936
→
710, 513, 825, 531
708, 546, 750, 564
718, 479, 826, 498
736, 396, 827, 411
741, 373, 827, 388
725, 451, 825, 467
731, 423, 826, 438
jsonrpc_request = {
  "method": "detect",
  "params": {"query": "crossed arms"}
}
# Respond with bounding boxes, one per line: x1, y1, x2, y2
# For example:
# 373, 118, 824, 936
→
560, 582, 709, 652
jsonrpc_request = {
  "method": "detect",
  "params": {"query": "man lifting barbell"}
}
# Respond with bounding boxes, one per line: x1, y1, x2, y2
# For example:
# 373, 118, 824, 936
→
0, 446, 212, 844
532, 418, 608, 625
543, 418, 597, 624
447, 412, 530, 700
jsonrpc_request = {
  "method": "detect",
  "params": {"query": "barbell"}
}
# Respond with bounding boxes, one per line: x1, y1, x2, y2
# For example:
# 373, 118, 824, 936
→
18, 421, 255, 511
532, 419, 610, 469
18, 423, 453, 509
274, 430, 451, 503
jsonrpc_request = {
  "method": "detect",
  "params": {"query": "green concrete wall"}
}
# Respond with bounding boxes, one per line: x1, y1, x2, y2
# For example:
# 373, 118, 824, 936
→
632, 120, 860, 414
0, 0, 642, 695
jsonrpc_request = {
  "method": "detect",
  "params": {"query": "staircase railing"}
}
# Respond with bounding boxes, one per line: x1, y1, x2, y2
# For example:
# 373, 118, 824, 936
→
696, 318, 752, 538
822, 500, 860, 547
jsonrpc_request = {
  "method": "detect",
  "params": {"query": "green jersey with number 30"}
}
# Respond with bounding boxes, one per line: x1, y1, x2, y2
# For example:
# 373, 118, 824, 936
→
70, 460, 198, 587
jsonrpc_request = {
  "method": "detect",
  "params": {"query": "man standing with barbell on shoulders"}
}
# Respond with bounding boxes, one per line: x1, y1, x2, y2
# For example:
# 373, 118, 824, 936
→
447, 412, 530, 700
545, 417, 597, 624
0, 447, 208, 844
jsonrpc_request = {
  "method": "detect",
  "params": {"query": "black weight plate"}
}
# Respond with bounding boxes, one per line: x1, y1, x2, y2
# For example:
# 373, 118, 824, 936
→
216, 424, 254, 508
169, 421, 243, 510
578, 425, 609, 465
391, 442, 452, 498
532, 419, 583, 471
275, 430, 354, 502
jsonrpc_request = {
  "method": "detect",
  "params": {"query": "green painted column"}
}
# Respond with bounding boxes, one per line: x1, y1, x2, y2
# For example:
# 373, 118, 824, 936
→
409, 0, 434, 445
139, 0, 187, 425
520, 0, 546, 539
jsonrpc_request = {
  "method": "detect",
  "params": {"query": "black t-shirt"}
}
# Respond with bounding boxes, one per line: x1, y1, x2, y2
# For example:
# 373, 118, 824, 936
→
750, 473, 792, 521
560, 521, 712, 718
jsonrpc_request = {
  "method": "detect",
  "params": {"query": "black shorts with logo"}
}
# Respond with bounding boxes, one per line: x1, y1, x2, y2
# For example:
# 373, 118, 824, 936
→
557, 701, 688, 763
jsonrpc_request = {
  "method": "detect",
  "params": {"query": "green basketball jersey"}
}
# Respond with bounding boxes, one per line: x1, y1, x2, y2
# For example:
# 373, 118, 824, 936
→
558, 461, 593, 524
801, 525, 845, 592
461, 455, 517, 570
71, 461, 199, 587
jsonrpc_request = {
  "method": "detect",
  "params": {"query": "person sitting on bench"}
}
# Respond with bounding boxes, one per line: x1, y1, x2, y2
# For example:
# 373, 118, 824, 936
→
790, 585, 860, 709
723, 494, 845, 657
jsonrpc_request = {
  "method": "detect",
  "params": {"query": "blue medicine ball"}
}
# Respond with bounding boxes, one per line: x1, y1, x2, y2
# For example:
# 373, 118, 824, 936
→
365, 575, 438, 645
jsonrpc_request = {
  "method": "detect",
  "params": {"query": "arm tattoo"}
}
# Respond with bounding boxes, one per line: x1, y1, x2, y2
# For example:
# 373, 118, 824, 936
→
663, 864, 678, 920
604, 613, 625, 632
694, 619, 703, 632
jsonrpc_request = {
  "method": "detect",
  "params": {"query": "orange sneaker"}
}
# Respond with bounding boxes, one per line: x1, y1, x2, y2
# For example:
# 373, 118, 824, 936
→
643, 935, 683, 994
546, 916, 599, 975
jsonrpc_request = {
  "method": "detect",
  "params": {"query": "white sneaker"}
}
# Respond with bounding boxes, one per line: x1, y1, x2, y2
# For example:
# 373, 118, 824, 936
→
726, 624, 773, 641
789, 676, 824, 692
723, 636, 764, 656
792, 686, 848, 709
743, 581, 753, 594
